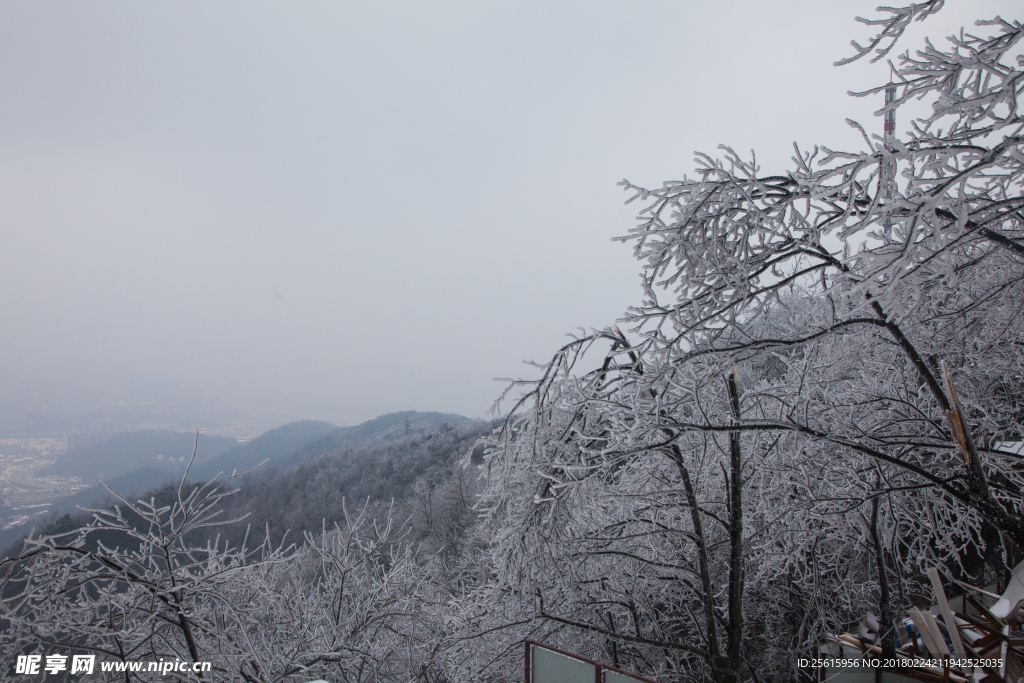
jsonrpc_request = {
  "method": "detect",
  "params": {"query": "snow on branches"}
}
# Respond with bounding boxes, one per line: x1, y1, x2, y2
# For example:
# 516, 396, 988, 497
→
476, 6, 1024, 681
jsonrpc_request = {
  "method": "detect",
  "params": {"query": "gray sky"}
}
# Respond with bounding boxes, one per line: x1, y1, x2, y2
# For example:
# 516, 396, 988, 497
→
0, 1, 1015, 423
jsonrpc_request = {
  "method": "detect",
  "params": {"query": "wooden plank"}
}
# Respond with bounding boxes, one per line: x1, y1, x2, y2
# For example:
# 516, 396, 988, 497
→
830, 633, 970, 683
954, 578, 1002, 601
929, 568, 967, 657
957, 610, 1002, 635
957, 637, 1008, 681
921, 610, 952, 657
911, 608, 945, 658
972, 632, 1002, 651
1000, 624, 1009, 680
967, 595, 1006, 629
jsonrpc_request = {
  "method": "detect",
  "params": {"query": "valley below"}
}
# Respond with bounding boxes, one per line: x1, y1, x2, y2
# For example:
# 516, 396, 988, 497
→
0, 438, 87, 530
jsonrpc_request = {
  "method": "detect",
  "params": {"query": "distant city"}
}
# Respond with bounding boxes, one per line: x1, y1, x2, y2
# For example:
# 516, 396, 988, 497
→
0, 378, 325, 531
0, 437, 83, 530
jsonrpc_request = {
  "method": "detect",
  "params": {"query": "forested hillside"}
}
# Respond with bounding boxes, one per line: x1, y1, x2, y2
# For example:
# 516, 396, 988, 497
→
260, 410, 471, 474
0, 422, 337, 547
2, 417, 496, 680
185, 417, 489, 549
189, 419, 338, 481
1, 412, 477, 560
44, 430, 238, 481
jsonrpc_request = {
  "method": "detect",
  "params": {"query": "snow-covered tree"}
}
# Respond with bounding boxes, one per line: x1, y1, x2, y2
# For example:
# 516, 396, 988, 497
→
471, 4, 1024, 680
1, 467, 271, 680
0, 451, 438, 682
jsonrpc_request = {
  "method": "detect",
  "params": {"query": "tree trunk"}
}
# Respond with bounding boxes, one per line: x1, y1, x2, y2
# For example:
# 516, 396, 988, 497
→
868, 495, 896, 659
724, 369, 744, 683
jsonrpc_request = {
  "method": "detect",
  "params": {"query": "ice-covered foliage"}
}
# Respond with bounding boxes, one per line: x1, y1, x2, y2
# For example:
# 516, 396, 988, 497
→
470, 6, 1024, 682
0, 453, 441, 682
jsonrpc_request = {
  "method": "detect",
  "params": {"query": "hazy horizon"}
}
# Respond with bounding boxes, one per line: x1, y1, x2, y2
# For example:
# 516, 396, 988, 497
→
2, 1, 1011, 427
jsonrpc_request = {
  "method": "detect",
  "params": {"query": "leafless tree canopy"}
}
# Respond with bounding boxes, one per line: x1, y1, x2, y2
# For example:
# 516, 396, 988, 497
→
469, 6, 1024, 682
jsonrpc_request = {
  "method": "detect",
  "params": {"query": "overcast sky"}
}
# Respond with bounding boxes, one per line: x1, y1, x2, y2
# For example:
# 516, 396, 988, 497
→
0, 1, 1016, 423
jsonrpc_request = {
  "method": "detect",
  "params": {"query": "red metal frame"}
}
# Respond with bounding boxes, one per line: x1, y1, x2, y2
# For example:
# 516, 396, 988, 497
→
524, 639, 659, 683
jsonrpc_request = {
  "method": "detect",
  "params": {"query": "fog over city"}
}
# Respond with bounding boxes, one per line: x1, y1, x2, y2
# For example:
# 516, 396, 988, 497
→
0, 1, 1012, 427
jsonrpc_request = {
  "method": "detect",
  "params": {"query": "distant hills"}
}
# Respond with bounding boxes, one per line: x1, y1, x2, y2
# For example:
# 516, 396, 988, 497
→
192, 411, 468, 480
46, 466, 195, 516
268, 411, 470, 472
44, 431, 239, 482
39, 421, 337, 520
1, 411, 473, 555
196, 416, 490, 549
189, 420, 338, 481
